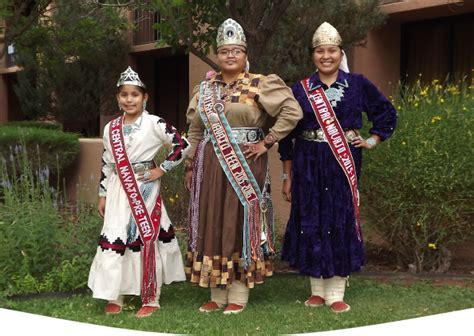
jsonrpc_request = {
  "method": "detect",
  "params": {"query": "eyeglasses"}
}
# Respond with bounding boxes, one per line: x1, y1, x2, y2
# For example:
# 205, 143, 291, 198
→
217, 48, 245, 57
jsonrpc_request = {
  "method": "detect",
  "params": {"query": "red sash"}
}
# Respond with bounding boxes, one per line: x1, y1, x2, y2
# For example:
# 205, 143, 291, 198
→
301, 78, 362, 241
109, 116, 162, 304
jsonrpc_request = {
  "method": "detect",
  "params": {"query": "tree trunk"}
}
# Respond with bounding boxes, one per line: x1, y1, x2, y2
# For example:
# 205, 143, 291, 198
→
227, 0, 292, 72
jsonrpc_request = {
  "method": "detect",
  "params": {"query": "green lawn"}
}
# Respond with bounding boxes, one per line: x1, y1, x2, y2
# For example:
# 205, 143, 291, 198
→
4, 275, 474, 335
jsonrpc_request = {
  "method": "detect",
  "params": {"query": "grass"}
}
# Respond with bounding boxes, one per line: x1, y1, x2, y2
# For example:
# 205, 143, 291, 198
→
4, 275, 474, 335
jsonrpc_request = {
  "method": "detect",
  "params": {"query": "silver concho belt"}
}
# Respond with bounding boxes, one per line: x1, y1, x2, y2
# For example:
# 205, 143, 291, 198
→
300, 129, 359, 142
112, 160, 156, 174
204, 127, 264, 144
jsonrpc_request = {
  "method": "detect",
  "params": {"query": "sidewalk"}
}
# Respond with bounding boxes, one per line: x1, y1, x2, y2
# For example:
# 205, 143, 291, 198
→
1, 307, 473, 335
291, 308, 474, 336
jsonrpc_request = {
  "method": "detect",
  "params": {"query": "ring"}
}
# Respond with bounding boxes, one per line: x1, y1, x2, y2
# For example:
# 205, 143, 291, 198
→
143, 171, 151, 179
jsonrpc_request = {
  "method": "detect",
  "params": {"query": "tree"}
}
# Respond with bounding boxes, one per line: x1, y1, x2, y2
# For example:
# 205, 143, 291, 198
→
5, 0, 130, 135
143, 0, 386, 83
260, 0, 387, 83
139, 0, 291, 70
0, 0, 53, 61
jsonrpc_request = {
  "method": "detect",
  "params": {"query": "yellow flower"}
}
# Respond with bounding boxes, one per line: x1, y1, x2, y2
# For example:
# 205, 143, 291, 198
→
438, 98, 445, 104
431, 116, 442, 123
428, 243, 437, 250
432, 79, 439, 85
414, 102, 419, 107
420, 89, 428, 97
402, 141, 406, 145
447, 86, 460, 95
462, 106, 468, 111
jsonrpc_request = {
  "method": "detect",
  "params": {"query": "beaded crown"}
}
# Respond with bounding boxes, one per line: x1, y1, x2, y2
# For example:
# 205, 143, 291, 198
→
216, 18, 247, 49
116, 66, 146, 89
312, 22, 342, 48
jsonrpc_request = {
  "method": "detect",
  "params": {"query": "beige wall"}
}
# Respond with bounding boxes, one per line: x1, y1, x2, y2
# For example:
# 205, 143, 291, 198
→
188, 52, 216, 98
65, 138, 103, 204
267, 145, 291, 229
352, 23, 400, 96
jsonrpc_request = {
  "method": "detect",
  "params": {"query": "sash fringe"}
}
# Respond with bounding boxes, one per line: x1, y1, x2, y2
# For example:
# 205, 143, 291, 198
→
188, 138, 208, 251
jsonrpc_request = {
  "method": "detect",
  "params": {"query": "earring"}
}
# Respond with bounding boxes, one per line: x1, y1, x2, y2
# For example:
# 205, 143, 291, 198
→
142, 101, 147, 111
118, 102, 123, 111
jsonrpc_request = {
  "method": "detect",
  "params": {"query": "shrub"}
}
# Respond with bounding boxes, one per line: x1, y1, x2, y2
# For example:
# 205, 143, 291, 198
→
0, 125, 80, 176
0, 142, 100, 297
156, 143, 189, 229
361, 78, 474, 273
4, 121, 62, 131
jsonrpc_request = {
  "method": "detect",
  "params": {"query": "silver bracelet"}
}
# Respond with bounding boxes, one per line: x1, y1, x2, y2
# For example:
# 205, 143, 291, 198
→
366, 137, 377, 148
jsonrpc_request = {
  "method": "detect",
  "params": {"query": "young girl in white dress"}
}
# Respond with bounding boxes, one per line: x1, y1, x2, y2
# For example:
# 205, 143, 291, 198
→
88, 67, 190, 318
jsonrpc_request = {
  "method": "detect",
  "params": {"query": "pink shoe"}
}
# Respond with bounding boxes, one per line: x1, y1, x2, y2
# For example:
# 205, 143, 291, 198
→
304, 295, 325, 307
330, 301, 351, 313
198, 301, 223, 313
104, 303, 122, 315
135, 305, 160, 318
223, 303, 245, 315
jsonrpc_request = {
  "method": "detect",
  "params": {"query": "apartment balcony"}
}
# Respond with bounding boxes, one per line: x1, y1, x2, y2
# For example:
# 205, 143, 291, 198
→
131, 10, 161, 52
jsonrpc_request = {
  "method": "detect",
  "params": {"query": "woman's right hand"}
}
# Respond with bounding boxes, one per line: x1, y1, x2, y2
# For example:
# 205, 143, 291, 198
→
282, 179, 292, 202
98, 197, 106, 218
185, 170, 193, 192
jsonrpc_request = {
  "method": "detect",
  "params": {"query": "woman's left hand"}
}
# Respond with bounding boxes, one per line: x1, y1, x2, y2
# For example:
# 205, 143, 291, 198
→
137, 167, 165, 183
244, 141, 268, 161
350, 135, 379, 149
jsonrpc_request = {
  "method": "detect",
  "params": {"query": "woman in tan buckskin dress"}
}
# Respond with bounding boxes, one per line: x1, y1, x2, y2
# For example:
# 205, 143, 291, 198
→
184, 18, 302, 314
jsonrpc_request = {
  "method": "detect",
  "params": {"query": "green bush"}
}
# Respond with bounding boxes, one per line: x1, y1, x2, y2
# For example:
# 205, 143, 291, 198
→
156, 143, 189, 229
361, 78, 474, 272
0, 125, 80, 176
5, 121, 62, 131
0, 143, 100, 297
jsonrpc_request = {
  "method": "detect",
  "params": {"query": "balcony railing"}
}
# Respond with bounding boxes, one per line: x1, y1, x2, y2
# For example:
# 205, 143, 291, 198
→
133, 10, 161, 46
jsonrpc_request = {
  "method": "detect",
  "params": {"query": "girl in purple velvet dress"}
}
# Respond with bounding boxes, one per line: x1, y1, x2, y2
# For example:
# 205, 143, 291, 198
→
278, 22, 397, 313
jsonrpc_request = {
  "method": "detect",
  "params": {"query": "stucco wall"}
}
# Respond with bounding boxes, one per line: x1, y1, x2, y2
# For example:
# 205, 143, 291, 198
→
352, 23, 400, 96
65, 138, 103, 204
188, 53, 216, 98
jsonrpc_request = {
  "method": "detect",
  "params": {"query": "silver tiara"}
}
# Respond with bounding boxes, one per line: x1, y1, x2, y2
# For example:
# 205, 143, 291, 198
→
116, 66, 146, 89
216, 18, 247, 48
